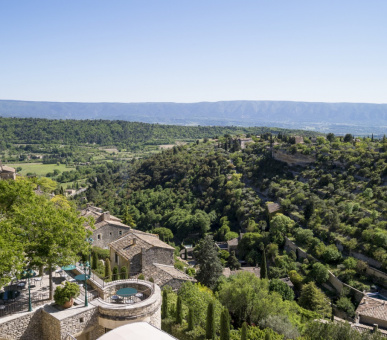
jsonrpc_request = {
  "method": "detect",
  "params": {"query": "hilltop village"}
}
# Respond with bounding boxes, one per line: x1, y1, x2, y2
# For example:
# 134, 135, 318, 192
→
0, 127, 386, 340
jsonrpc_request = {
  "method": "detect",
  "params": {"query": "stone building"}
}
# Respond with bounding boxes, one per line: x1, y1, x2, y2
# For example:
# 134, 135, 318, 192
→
266, 202, 282, 220
238, 138, 254, 150
109, 230, 174, 276
355, 295, 387, 330
81, 205, 131, 249
109, 230, 195, 289
0, 165, 16, 180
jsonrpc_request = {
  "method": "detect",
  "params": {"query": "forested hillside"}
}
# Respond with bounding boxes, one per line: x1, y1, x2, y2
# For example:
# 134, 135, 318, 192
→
0, 117, 319, 151
87, 133, 387, 280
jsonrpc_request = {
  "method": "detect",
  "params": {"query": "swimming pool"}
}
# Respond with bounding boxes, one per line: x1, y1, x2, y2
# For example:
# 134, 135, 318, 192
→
367, 293, 387, 301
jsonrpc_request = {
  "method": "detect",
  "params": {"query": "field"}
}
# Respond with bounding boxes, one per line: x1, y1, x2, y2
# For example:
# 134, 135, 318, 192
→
6, 163, 75, 176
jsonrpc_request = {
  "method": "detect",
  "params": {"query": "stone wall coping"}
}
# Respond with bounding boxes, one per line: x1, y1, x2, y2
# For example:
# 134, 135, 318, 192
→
42, 302, 97, 321
0, 304, 48, 324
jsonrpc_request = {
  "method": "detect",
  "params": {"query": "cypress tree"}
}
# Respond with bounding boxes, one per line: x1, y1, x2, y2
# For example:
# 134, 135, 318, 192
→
92, 251, 98, 270
261, 247, 268, 279
176, 296, 183, 324
205, 301, 215, 340
161, 290, 168, 319
241, 322, 247, 340
220, 307, 230, 340
112, 266, 118, 281
185, 248, 188, 260
120, 266, 127, 280
187, 307, 194, 331
104, 258, 111, 281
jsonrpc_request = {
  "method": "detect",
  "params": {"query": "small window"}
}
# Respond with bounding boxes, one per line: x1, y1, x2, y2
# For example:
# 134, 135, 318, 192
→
79, 317, 84, 323
109, 232, 112, 236
97, 234, 101, 240
119, 231, 122, 236
115, 253, 118, 264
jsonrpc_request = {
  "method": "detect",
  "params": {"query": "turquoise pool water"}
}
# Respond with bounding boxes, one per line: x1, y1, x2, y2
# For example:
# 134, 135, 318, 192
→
367, 293, 387, 301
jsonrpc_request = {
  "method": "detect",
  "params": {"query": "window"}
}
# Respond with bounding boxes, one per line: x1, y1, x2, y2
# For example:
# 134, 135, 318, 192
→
97, 234, 101, 240
109, 232, 112, 236
119, 231, 122, 236
79, 317, 85, 323
115, 252, 118, 264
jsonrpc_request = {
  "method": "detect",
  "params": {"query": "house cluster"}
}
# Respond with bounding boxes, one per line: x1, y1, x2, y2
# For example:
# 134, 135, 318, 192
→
82, 205, 195, 290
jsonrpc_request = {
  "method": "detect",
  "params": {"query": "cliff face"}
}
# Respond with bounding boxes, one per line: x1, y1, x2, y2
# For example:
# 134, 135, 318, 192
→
272, 149, 316, 166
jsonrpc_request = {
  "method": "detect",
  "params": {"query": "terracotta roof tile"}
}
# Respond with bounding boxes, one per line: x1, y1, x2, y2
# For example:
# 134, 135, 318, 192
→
356, 296, 387, 322
109, 230, 174, 261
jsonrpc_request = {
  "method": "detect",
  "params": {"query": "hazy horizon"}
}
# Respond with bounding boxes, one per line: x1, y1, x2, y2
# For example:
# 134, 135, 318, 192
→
1, 1, 387, 104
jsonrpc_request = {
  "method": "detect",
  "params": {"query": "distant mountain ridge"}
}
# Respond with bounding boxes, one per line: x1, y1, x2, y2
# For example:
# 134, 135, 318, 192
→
0, 100, 386, 134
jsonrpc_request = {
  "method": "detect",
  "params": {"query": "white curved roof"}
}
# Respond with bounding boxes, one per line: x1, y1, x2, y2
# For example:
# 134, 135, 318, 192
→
97, 322, 177, 340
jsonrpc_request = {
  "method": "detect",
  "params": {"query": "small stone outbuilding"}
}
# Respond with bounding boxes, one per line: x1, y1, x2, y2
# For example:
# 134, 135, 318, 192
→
355, 296, 387, 330
0, 165, 16, 180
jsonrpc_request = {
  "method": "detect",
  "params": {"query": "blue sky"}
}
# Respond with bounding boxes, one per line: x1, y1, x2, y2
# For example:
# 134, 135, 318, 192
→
1, 1, 387, 103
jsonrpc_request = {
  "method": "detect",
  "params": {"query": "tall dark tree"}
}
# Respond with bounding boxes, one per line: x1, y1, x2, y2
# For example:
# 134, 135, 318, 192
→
187, 307, 194, 331
241, 322, 247, 340
194, 235, 223, 288
92, 251, 98, 270
161, 289, 168, 319
104, 258, 111, 281
227, 251, 240, 270
205, 301, 216, 340
220, 307, 230, 340
260, 246, 268, 279
176, 296, 183, 324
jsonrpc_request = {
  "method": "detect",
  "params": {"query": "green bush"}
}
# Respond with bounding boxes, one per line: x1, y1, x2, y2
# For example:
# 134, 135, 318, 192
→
138, 273, 145, 280
336, 297, 355, 317
54, 281, 80, 306
92, 246, 110, 260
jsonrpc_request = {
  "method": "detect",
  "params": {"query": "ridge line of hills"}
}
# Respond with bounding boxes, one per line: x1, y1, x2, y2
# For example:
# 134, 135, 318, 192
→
1, 99, 387, 135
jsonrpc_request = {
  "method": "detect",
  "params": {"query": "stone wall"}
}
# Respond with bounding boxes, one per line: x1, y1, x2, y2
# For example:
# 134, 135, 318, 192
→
366, 267, 387, 288
98, 283, 162, 330
142, 248, 174, 268
59, 306, 100, 339
284, 237, 308, 260
359, 315, 387, 330
272, 149, 315, 166
328, 271, 364, 304
350, 251, 382, 269
92, 225, 130, 249
0, 309, 43, 340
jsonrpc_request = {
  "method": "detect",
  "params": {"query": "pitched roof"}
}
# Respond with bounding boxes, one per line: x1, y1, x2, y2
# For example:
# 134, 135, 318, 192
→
91, 219, 131, 231
80, 205, 122, 223
356, 296, 387, 322
266, 202, 281, 214
0, 165, 16, 173
109, 230, 174, 261
153, 263, 196, 281
227, 238, 239, 247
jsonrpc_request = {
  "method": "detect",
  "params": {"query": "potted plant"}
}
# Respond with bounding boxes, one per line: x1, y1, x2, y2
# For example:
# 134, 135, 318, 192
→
54, 281, 80, 308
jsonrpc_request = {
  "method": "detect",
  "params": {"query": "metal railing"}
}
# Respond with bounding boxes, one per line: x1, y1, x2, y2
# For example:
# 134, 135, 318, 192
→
0, 292, 50, 317
64, 333, 77, 340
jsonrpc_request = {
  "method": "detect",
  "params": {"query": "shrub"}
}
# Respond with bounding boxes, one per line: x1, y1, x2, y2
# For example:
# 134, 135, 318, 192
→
120, 266, 127, 280
336, 297, 355, 317
138, 273, 145, 280
54, 281, 80, 306
112, 266, 119, 280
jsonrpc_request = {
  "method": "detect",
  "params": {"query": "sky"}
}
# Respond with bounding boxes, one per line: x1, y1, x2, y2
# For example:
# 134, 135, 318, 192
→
1, 1, 387, 104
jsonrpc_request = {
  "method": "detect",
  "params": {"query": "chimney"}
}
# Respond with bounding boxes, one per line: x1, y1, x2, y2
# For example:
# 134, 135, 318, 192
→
373, 324, 379, 333
102, 211, 110, 221
133, 238, 137, 245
